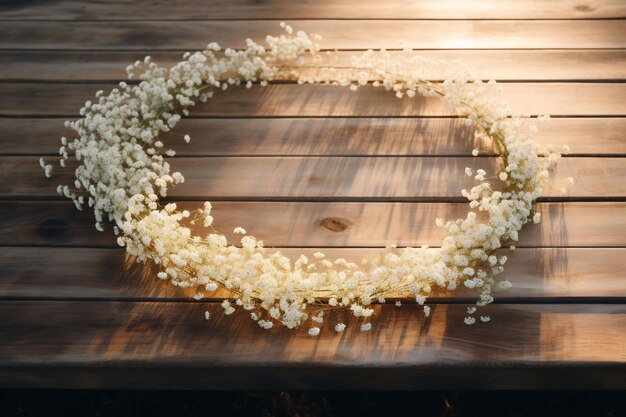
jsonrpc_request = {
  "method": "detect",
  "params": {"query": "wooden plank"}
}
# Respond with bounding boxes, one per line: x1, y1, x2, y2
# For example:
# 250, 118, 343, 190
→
2, 50, 626, 81
2, 117, 625, 156
0, 301, 624, 389
2, 156, 623, 199
1, 83, 624, 117
1, 247, 624, 300
1, 201, 624, 247
2, 20, 626, 50
2, 0, 625, 20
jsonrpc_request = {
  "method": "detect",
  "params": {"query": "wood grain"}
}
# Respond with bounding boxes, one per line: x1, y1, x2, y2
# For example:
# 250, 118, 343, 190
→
2, 117, 625, 156
0, 301, 624, 389
1, 0, 625, 391
2, 201, 624, 248
2, 83, 624, 117
3, 50, 626, 81
1, 247, 624, 300
2, 156, 623, 199
2, 0, 625, 20
2, 20, 626, 50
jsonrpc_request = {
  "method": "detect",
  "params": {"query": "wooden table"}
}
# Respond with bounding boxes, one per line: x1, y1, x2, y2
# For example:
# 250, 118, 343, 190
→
1, 0, 625, 389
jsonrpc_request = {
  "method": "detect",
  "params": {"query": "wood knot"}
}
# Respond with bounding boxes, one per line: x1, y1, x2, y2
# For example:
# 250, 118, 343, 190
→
320, 217, 348, 232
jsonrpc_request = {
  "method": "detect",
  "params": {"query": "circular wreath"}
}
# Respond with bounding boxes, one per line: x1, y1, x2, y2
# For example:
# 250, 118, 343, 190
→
41, 24, 570, 335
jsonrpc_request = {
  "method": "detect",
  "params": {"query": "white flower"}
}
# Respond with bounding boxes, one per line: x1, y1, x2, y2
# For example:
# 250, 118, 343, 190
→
184, 134, 191, 143
464, 316, 476, 325
222, 300, 235, 315
233, 227, 246, 234
204, 311, 211, 320
39, 24, 565, 332
203, 215, 214, 227
308, 327, 320, 336
480, 315, 491, 323
360, 323, 372, 332
258, 320, 273, 329
335, 323, 346, 332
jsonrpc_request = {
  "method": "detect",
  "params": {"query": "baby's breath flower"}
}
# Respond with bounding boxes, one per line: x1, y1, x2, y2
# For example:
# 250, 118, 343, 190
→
258, 320, 273, 329
40, 23, 565, 333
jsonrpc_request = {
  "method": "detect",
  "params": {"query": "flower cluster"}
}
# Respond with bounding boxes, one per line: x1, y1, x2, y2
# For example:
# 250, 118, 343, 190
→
41, 24, 568, 335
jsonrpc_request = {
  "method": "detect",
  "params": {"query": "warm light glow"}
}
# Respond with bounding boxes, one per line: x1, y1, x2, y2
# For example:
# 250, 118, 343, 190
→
450, 38, 472, 48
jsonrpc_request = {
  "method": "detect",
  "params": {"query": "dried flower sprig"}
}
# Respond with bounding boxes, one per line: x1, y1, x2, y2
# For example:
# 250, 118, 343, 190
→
41, 24, 569, 335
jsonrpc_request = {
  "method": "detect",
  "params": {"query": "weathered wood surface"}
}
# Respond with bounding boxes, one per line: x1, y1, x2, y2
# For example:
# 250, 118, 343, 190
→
0, 301, 624, 389
3, 50, 626, 81
2, 83, 625, 117
1, 156, 623, 199
2, 117, 626, 156
1, 247, 625, 300
3, 20, 626, 50
0, 0, 624, 389
2, 201, 624, 248
2, 0, 625, 20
